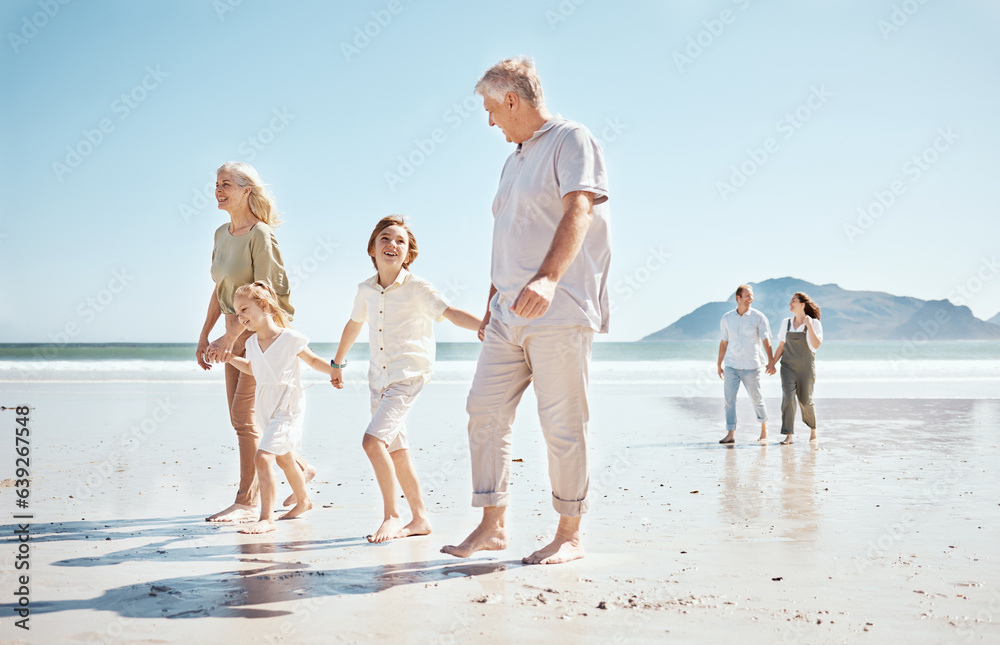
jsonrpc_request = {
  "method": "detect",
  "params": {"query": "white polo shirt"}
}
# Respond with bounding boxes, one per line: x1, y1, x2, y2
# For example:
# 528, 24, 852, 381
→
490, 115, 611, 333
350, 269, 450, 389
720, 307, 771, 369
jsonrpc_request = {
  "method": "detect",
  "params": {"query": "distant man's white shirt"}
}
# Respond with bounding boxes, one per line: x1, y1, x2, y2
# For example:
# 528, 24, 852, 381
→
721, 307, 771, 369
490, 115, 611, 332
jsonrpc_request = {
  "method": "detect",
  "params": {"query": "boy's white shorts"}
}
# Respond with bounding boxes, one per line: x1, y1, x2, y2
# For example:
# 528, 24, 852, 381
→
366, 376, 424, 452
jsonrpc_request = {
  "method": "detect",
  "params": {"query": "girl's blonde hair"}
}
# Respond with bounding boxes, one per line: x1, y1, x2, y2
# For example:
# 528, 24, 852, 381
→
234, 281, 290, 328
217, 161, 281, 228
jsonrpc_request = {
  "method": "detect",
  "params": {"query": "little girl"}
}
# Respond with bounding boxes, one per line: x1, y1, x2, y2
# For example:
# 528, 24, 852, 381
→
330, 215, 482, 543
227, 281, 335, 534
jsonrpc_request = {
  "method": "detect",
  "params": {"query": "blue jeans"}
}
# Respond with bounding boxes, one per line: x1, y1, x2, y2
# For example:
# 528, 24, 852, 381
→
724, 366, 767, 432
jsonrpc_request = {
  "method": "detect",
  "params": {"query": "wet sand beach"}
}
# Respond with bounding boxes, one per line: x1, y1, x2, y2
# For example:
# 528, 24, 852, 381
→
1, 379, 998, 644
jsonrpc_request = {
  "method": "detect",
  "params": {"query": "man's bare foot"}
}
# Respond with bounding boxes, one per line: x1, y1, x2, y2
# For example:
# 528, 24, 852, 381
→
780, 436, 793, 445
523, 534, 585, 565
206, 503, 257, 523
278, 498, 313, 520
809, 429, 818, 442
395, 517, 432, 539
282, 464, 317, 507
368, 516, 403, 543
441, 522, 508, 558
238, 519, 276, 534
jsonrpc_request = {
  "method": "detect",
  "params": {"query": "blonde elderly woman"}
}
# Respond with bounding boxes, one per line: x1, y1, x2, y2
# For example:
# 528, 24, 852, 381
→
197, 162, 315, 522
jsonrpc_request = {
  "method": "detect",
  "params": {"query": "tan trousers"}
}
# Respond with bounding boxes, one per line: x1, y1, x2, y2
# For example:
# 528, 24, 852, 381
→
225, 330, 259, 506
466, 319, 594, 516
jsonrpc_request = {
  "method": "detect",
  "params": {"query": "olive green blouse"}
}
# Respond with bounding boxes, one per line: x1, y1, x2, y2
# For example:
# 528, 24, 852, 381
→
210, 222, 294, 318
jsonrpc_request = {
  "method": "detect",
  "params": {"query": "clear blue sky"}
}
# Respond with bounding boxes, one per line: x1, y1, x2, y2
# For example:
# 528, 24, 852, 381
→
2, 0, 998, 343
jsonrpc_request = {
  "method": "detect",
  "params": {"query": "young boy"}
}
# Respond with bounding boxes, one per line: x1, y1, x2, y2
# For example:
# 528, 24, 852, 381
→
330, 215, 482, 543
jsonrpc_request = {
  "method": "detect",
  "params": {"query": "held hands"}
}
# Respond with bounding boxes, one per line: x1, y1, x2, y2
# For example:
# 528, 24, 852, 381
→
329, 366, 344, 390
477, 310, 492, 342
206, 332, 237, 364
765, 362, 776, 376
196, 336, 211, 371
510, 275, 556, 320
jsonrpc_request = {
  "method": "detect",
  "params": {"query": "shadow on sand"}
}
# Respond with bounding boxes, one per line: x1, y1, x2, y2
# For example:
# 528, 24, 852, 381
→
11, 516, 517, 619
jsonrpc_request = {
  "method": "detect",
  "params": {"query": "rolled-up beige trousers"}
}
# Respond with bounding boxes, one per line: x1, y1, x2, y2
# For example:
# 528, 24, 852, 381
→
465, 318, 594, 516
224, 329, 259, 507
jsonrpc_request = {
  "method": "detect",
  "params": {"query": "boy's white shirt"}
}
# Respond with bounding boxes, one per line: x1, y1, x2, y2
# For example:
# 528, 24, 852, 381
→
350, 268, 450, 389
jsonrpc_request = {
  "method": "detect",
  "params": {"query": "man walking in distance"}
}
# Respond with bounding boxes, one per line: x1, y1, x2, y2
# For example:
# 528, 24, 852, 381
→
441, 57, 611, 565
718, 284, 774, 444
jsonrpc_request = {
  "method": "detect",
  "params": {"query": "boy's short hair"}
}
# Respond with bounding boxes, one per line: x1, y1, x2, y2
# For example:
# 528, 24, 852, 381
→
368, 215, 419, 270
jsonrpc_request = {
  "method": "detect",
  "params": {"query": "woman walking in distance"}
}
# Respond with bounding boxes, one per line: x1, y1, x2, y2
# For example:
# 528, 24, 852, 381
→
767, 292, 823, 444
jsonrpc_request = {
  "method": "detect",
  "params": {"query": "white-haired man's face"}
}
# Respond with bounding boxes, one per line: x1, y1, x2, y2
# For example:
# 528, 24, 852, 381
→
483, 95, 518, 144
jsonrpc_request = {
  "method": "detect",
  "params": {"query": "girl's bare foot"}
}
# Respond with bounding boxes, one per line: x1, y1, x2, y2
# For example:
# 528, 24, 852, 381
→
758, 422, 767, 442
238, 519, 276, 534
278, 498, 313, 520
368, 516, 403, 543
206, 503, 257, 523
282, 464, 317, 507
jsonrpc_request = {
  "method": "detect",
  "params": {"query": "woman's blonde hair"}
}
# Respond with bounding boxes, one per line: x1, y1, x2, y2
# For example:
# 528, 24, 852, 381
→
217, 161, 281, 228
234, 281, 290, 328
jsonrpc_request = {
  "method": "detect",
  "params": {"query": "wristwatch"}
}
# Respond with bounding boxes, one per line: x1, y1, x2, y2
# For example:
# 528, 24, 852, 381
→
330, 359, 347, 369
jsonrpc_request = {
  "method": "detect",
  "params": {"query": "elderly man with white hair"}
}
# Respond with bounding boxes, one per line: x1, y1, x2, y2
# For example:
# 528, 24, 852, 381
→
441, 57, 611, 565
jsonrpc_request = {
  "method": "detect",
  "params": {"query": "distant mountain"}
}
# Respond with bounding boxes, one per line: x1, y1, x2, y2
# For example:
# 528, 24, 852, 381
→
641, 277, 1000, 341
989, 311, 1000, 327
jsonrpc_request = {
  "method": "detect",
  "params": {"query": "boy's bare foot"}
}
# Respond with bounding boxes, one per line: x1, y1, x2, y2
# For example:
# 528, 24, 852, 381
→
523, 534, 585, 565
206, 503, 257, 523
395, 517, 432, 539
282, 464, 317, 507
238, 519, 276, 534
719, 430, 735, 444
780, 436, 793, 445
368, 516, 403, 543
278, 498, 313, 520
441, 523, 508, 558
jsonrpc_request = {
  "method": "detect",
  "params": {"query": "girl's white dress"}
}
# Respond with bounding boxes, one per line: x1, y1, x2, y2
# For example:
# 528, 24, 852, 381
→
245, 328, 309, 455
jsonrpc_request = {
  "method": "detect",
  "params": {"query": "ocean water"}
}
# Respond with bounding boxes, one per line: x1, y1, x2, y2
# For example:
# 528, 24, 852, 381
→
2, 341, 998, 398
